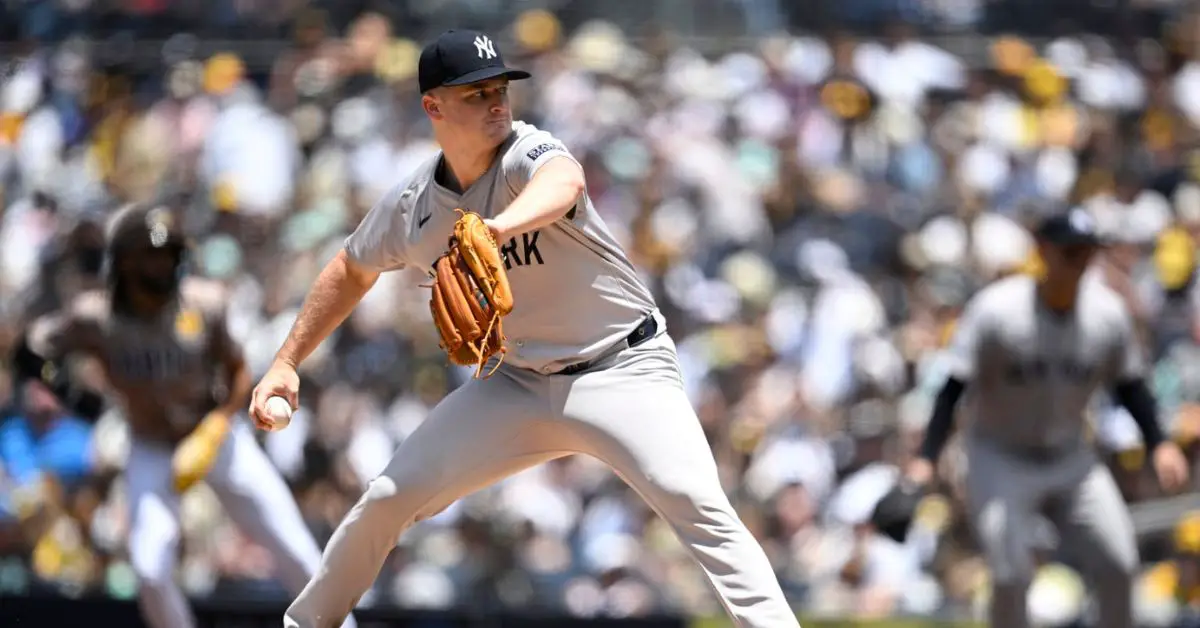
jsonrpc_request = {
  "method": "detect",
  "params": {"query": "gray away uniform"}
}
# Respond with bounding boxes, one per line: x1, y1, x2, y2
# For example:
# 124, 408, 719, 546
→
946, 274, 1142, 628
283, 121, 799, 628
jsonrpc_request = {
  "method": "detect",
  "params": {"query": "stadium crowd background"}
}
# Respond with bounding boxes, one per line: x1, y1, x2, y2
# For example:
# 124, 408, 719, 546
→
9, 0, 1200, 625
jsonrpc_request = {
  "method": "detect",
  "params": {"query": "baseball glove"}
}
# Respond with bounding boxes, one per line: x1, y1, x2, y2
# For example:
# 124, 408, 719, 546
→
427, 209, 514, 378
871, 482, 925, 543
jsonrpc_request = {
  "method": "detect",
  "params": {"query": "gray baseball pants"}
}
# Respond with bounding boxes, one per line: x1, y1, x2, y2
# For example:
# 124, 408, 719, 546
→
283, 331, 799, 628
964, 436, 1138, 628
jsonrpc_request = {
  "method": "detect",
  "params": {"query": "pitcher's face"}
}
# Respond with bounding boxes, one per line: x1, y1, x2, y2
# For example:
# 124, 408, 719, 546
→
425, 78, 513, 148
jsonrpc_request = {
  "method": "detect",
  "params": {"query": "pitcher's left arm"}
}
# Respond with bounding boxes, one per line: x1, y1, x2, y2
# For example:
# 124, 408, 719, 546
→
491, 130, 585, 240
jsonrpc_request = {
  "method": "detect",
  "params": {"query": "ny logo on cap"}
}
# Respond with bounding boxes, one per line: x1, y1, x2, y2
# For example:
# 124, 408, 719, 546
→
474, 35, 496, 60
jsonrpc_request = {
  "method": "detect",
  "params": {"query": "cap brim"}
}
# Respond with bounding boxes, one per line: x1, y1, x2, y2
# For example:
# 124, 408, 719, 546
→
442, 66, 532, 87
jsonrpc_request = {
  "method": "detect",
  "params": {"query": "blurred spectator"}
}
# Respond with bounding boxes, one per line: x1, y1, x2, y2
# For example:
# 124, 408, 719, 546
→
0, 379, 94, 493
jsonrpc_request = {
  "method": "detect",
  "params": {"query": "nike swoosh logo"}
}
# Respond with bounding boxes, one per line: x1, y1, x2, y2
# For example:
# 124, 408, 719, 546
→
418, 213, 431, 228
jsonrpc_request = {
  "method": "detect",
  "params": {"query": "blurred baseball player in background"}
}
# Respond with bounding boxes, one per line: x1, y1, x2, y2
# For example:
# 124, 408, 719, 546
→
10, 203, 357, 628
250, 29, 800, 628
903, 209, 1191, 627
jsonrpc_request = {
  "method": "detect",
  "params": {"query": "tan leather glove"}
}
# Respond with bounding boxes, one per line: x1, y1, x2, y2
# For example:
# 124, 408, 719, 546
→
427, 209, 514, 378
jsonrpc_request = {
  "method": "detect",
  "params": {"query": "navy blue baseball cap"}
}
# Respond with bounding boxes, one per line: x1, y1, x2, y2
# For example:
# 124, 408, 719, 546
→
418, 29, 531, 94
1035, 208, 1103, 246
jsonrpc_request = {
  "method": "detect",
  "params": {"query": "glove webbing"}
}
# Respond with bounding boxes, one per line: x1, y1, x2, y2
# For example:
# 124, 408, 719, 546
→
474, 308, 505, 379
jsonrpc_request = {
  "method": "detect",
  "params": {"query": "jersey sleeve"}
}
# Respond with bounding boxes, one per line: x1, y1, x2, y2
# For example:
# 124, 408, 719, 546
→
944, 296, 990, 382
501, 128, 583, 198
344, 182, 412, 272
1109, 299, 1147, 382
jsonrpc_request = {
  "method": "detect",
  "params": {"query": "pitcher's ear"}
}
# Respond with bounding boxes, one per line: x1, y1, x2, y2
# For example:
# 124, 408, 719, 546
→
423, 94, 442, 118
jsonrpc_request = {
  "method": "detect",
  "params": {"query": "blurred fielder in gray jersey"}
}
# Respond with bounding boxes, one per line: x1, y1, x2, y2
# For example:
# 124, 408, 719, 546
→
907, 208, 1191, 628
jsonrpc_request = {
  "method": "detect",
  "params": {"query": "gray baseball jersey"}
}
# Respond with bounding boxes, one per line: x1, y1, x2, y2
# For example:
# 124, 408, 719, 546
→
344, 121, 657, 373
946, 273, 1144, 451
950, 273, 1144, 628
289, 120, 801, 628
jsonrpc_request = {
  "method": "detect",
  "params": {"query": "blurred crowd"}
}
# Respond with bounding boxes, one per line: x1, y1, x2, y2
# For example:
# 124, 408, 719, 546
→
12, 0, 1200, 625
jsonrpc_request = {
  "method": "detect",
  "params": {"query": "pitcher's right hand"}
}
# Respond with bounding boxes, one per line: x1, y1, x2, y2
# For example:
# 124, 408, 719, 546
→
250, 360, 300, 431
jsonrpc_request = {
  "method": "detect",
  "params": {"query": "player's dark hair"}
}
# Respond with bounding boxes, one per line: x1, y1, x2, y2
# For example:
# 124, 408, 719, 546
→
103, 203, 190, 312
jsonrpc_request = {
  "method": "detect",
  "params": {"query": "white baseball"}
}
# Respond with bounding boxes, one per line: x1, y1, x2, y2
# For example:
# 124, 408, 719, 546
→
264, 396, 293, 431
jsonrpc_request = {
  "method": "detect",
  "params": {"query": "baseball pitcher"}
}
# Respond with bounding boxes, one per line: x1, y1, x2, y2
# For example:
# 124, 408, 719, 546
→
250, 29, 800, 628
11, 203, 357, 628
907, 209, 1191, 628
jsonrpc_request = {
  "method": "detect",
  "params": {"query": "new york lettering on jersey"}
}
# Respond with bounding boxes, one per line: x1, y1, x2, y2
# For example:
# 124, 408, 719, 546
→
346, 121, 657, 373
498, 230, 544, 270
1002, 359, 1098, 385
950, 274, 1138, 449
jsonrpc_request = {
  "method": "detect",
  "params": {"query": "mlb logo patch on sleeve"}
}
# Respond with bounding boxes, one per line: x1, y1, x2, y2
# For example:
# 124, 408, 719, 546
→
526, 143, 558, 161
